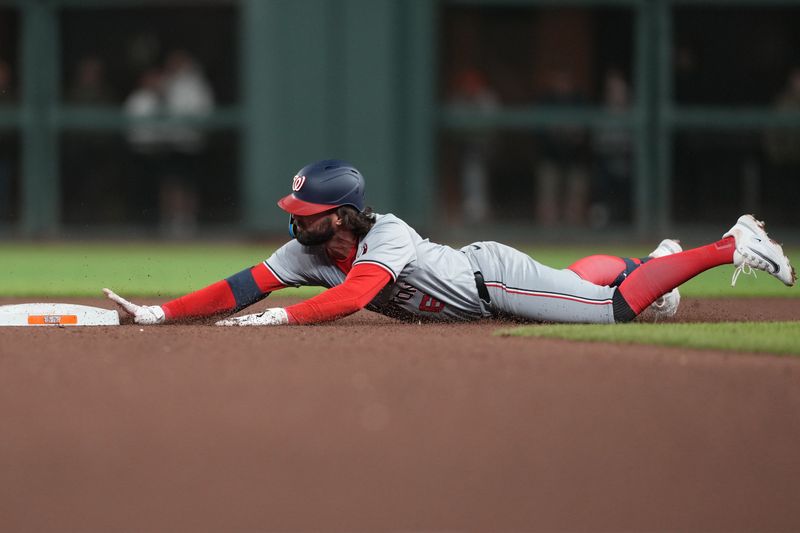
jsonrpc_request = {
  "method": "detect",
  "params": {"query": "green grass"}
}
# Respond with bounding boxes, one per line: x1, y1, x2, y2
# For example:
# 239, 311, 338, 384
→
0, 243, 321, 298
0, 242, 797, 298
497, 321, 800, 356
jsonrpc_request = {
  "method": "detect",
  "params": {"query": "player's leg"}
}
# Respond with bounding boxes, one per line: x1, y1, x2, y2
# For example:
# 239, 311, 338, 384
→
643, 239, 683, 319
567, 240, 680, 285
569, 239, 682, 319
468, 242, 618, 323
469, 214, 794, 324
612, 214, 796, 322
568, 254, 643, 287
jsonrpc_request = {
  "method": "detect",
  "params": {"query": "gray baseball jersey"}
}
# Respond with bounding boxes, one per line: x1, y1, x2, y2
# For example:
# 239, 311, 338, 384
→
265, 213, 617, 323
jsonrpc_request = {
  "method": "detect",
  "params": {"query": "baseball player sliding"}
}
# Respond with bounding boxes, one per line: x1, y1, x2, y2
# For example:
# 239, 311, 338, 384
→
104, 159, 796, 326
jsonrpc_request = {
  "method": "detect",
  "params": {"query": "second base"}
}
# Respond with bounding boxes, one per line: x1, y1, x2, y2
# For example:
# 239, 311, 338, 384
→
0, 303, 120, 327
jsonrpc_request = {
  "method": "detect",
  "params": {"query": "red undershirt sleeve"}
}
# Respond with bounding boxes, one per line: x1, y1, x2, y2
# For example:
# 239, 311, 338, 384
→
162, 262, 287, 321
284, 263, 392, 324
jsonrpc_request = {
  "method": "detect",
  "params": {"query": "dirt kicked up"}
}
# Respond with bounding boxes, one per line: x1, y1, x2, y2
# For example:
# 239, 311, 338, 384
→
1, 297, 799, 532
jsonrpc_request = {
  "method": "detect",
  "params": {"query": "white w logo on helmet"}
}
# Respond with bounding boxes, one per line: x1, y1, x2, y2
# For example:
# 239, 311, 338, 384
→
292, 175, 306, 192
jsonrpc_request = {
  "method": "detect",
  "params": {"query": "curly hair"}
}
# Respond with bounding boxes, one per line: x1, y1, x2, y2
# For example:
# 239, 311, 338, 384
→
337, 206, 376, 237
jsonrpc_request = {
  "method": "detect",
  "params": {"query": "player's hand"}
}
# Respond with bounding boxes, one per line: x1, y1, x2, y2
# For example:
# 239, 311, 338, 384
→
215, 308, 289, 326
102, 288, 166, 325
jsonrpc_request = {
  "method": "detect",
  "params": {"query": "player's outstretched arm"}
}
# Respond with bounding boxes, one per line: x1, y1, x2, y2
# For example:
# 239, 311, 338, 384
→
161, 263, 287, 321
103, 263, 289, 324
215, 263, 391, 327
103, 288, 166, 325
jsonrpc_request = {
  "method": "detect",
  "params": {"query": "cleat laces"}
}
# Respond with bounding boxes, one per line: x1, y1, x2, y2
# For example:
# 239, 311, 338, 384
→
731, 263, 757, 286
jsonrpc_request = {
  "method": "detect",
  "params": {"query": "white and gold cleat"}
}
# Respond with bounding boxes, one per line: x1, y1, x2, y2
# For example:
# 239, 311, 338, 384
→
723, 214, 796, 287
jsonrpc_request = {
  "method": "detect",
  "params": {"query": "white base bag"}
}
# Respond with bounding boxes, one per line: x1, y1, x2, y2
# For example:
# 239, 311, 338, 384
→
0, 303, 120, 326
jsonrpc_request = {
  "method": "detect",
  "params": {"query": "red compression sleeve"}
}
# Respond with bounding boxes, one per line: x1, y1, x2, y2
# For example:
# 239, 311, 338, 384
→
162, 263, 286, 320
285, 263, 392, 324
618, 237, 735, 314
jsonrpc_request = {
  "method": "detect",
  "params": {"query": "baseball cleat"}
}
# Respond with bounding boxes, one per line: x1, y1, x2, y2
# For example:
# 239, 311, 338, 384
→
647, 238, 682, 320
723, 214, 796, 287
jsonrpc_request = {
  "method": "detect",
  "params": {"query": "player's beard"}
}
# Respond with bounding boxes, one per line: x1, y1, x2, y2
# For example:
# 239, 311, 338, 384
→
296, 217, 335, 246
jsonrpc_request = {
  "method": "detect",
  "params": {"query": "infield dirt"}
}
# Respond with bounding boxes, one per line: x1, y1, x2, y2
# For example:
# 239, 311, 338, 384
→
1, 297, 799, 532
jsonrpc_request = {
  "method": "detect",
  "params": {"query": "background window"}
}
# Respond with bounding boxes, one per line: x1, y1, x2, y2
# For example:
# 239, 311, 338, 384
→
0, 8, 19, 225
440, 125, 634, 230
673, 129, 800, 226
0, 7, 19, 104
0, 132, 20, 223
59, 131, 239, 232
674, 6, 800, 106
439, 6, 634, 106
438, 5, 635, 228
58, 5, 239, 233
59, 5, 238, 106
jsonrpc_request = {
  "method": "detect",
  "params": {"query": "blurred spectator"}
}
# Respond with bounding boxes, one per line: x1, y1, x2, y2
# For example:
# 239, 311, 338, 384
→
62, 55, 123, 223
124, 67, 169, 227
160, 49, 215, 238
123, 50, 214, 237
534, 66, 590, 226
448, 67, 499, 224
126, 32, 161, 76
673, 43, 699, 104
124, 67, 166, 151
66, 56, 115, 105
764, 67, 800, 166
0, 136, 13, 221
0, 59, 15, 220
591, 68, 632, 227
0, 58, 14, 103
162, 49, 214, 152
762, 67, 800, 220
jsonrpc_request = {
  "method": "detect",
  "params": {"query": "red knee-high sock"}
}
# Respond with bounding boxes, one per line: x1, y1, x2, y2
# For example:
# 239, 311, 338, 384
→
569, 255, 643, 286
618, 237, 735, 314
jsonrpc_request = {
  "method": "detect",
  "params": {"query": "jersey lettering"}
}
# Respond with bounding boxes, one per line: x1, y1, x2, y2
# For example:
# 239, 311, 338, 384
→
392, 281, 417, 302
419, 294, 445, 313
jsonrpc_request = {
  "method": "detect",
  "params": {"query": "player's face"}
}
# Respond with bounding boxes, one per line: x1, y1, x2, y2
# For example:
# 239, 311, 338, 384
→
294, 211, 336, 246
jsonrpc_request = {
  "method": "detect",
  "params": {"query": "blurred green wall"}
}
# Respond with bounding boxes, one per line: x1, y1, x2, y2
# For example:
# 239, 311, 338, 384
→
240, 0, 436, 233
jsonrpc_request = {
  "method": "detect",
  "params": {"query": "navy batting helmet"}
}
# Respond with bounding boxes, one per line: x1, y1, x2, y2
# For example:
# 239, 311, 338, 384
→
277, 159, 365, 216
